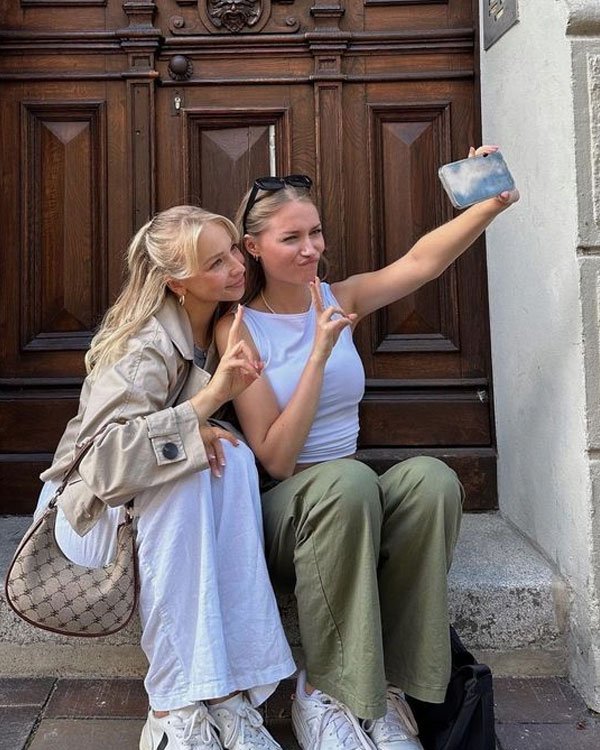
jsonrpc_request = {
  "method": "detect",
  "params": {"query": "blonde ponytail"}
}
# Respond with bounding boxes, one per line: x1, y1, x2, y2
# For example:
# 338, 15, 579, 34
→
85, 206, 236, 375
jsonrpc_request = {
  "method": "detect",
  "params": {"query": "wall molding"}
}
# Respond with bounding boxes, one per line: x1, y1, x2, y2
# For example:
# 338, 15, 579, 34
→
564, 0, 600, 36
0, 27, 473, 56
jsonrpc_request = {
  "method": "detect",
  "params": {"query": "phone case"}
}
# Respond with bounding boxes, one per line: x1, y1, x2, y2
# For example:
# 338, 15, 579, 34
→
438, 151, 515, 209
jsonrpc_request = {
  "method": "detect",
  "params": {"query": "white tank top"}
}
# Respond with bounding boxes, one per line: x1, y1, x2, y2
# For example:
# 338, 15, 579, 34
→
243, 283, 366, 464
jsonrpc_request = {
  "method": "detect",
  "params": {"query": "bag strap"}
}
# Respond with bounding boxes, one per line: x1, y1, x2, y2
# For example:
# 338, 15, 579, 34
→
48, 421, 134, 518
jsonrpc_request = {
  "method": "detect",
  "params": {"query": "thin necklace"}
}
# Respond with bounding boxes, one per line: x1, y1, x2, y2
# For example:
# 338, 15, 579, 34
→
260, 289, 277, 314
260, 289, 311, 315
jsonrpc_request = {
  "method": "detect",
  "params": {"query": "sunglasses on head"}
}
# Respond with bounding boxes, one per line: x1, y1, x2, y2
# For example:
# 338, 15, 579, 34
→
242, 174, 313, 235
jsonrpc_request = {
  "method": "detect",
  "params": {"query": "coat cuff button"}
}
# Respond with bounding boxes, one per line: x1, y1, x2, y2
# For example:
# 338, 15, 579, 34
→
162, 442, 179, 460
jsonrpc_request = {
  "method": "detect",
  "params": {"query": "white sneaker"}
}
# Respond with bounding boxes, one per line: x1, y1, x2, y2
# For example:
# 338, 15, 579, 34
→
362, 687, 423, 750
207, 693, 282, 749
139, 704, 223, 750
291, 670, 376, 750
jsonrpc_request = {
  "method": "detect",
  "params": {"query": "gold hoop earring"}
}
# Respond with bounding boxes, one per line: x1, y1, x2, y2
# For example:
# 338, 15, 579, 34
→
178, 294, 185, 307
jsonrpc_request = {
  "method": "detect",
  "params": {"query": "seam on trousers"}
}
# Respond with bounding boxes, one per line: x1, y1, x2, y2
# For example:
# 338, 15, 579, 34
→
138, 547, 190, 703
310, 534, 344, 680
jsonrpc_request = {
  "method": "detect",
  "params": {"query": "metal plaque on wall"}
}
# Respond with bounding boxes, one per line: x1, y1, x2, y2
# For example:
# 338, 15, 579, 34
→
484, 0, 519, 50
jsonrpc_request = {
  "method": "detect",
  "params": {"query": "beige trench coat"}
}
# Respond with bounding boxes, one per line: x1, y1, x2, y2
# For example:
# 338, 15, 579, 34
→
41, 295, 214, 537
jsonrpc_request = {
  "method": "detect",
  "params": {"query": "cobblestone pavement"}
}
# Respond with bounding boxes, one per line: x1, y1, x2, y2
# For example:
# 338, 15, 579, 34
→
1, 676, 600, 749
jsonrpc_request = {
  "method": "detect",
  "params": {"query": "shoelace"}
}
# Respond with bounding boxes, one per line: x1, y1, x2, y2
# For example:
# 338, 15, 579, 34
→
175, 705, 220, 748
312, 694, 374, 750
220, 699, 276, 748
365, 687, 419, 741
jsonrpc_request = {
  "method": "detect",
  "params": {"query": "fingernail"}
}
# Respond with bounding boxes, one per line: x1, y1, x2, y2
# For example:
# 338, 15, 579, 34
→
220, 459, 226, 466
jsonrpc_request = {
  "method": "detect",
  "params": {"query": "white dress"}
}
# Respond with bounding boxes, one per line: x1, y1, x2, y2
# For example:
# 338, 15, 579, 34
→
35, 439, 296, 711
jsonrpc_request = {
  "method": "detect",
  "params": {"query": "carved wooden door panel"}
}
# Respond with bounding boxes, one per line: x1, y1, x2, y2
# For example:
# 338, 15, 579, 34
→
0, 1, 150, 512
0, 76, 131, 512
0, 0, 493, 512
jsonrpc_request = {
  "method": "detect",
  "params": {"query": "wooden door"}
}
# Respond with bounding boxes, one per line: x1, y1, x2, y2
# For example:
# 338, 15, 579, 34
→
0, 0, 494, 512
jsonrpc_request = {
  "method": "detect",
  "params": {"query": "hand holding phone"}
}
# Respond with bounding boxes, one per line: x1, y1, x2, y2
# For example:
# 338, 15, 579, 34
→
438, 150, 516, 209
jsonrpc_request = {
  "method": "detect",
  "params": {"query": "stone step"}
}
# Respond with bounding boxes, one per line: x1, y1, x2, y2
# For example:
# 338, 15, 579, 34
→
0, 513, 567, 678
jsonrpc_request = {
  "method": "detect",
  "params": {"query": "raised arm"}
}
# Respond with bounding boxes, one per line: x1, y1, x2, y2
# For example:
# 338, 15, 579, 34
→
333, 146, 520, 321
215, 280, 356, 479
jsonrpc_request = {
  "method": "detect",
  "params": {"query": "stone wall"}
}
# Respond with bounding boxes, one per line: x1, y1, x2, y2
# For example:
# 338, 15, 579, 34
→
480, 0, 600, 710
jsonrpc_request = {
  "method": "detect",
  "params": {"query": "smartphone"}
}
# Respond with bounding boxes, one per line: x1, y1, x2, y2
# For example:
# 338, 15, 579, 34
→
438, 151, 515, 209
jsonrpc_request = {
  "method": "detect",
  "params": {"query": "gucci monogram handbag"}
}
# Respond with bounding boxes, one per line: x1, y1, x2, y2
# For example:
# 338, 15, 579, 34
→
4, 434, 138, 637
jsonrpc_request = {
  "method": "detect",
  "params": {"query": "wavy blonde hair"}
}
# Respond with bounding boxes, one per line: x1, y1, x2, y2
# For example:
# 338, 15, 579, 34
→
85, 205, 237, 375
235, 185, 328, 306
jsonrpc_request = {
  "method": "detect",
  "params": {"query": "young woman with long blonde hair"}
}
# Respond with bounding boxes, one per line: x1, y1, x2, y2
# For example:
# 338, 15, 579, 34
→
35, 205, 295, 750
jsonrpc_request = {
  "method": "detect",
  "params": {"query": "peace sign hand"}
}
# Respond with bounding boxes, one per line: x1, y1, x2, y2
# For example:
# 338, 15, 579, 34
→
206, 305, 264, 406
309, 277, 357, 363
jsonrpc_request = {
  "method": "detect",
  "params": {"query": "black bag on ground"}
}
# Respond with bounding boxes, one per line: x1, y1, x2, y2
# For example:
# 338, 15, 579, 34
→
405, 626, 495, 750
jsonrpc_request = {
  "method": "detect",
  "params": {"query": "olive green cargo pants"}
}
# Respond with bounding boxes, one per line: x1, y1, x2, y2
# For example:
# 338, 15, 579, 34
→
261, 456, 463, 719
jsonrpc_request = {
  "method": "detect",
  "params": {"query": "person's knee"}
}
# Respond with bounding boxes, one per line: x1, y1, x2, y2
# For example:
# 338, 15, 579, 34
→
220, 438, 254, 465
218, 440, 261, 487
395, 456, 463, 519
309, 459, 382, 528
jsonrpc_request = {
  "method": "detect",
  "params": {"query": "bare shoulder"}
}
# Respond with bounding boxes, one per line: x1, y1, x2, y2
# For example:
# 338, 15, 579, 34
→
215, 311, 234, 342
214, 307, 259, 357
214, 312, 236, 355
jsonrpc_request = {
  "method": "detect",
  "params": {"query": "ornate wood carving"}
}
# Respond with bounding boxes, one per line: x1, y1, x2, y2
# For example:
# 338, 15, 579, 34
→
168, 0, 302, 35
20, 101, 108, 352
368, 103, 457, 354
174, 0, 272, 34
206, 0, 264, 32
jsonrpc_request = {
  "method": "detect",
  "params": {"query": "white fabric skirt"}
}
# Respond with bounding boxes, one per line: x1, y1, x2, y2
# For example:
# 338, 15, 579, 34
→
35, 440, 295, 711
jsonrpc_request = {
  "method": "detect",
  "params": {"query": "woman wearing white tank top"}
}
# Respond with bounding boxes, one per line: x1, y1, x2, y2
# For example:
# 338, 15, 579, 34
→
216, 150, 519, 750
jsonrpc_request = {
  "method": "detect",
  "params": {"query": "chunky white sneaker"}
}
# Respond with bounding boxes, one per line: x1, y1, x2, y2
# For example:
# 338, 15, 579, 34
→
139, 704, 223, 750
362, 687, 423, 750
207, 693, 282, 750
291, 670, 376, 750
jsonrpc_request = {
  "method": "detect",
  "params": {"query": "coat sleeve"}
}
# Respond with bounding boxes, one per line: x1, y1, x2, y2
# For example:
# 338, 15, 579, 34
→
74, 338, 209, 505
